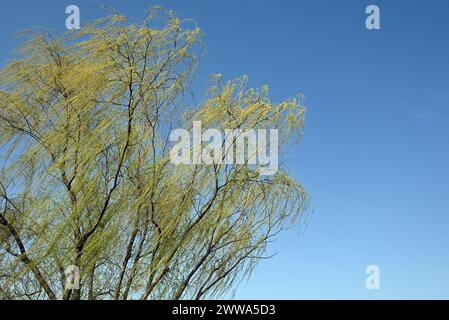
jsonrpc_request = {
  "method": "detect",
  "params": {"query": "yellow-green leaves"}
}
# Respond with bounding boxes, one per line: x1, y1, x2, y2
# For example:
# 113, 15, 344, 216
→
0, 7, 308, 300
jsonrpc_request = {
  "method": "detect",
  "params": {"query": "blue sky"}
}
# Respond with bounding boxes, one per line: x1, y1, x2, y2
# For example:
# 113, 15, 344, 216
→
1, 0, 448, 299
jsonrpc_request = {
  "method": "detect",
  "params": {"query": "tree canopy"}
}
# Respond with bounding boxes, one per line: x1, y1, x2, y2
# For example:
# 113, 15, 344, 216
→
0, 7, 309, 300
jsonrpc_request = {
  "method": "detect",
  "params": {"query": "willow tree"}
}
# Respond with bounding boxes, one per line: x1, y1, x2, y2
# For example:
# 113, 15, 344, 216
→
0, 7, 309, 300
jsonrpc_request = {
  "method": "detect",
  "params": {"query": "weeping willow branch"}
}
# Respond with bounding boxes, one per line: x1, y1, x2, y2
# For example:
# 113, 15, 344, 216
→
0, 6, 309, 300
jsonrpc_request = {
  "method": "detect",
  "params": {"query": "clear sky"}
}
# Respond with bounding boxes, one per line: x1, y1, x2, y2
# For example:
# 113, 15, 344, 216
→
1, 0, 448, 299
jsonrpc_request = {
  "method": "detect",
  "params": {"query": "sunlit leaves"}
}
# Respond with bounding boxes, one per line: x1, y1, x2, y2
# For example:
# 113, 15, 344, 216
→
0, 7, 309, 300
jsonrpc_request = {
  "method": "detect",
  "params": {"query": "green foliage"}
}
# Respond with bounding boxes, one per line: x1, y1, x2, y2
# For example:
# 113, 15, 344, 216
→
0, 7, 309, 300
